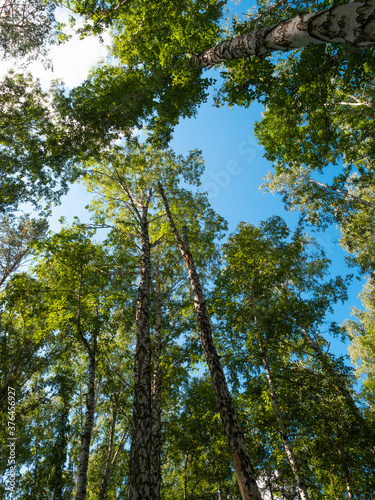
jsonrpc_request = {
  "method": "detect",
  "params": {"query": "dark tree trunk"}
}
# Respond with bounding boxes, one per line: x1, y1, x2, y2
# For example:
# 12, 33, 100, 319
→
127, 200, 153, 500
151, 268, 162, 500
75, 351, 96, 500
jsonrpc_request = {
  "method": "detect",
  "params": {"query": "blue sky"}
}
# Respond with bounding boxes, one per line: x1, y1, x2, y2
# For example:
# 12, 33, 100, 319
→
47, 65, 365, 361
1, 3, 365, 363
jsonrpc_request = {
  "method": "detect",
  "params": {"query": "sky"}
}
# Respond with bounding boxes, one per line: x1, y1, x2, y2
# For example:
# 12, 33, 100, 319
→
0, 3, 366, 362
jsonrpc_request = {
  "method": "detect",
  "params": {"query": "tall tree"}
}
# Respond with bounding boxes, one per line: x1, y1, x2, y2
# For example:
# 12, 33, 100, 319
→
158, 183, 262, 500
212, 216, 375, 497
33, 223, 126, 500
83, 142, 227, 497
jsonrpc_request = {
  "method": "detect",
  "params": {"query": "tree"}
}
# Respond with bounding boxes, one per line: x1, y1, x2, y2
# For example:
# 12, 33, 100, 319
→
0, 213, 47, 289
212, 216, 375, 497
346, 278, 375, 415
33, 223, 129, 500
83, 142, 218, 497
83, 142, 229, 497
158, 183, 262, 500
0, 71, 80, 213
0, 0, 60, 60
190, 0, 375, 68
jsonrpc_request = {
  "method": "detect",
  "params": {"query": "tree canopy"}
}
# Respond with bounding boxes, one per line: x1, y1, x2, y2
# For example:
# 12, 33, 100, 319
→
1, 0, 375, 499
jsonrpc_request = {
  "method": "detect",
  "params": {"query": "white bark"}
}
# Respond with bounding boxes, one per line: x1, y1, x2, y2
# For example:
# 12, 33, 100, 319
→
127, 199, 153, 500
190, 0, 375, 68
256, 332, 309, 500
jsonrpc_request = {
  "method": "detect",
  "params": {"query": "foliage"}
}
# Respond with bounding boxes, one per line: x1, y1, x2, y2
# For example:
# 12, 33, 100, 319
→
0, 0, 62, 61
0, 71, 80, 213
346, 278, 375, 415
211, 216, 374, 497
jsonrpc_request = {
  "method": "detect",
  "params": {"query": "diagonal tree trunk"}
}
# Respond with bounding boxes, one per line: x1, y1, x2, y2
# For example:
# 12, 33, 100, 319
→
157, 182, 261, 500
127, 198, 153, 500
255, 326, 309, 500
190, 0, 375, 69
300, 326, 375, 446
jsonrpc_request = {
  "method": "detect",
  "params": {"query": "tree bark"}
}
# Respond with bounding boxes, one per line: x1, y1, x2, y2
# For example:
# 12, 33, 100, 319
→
256, 329, 309, 500
151, 266, 162, 500
98, 409, 128, 500
127, 198, 153, 500
190, 0, 375, 68
75, 351, 96, 500
75, 271, 98, 500
157, 182, 261, 500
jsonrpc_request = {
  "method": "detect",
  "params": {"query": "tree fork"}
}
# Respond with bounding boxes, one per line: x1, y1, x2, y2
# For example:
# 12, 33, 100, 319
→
157, 181, 261, 500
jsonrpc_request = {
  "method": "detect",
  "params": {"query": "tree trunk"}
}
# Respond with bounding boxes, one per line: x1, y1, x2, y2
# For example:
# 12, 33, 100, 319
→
300, 326, 375, 445
256, 329, 309, 500
98, 410, 117, 500
190, 0, 375, 68
151, 267, 162, 500
75, 351, 96, 500
157, 182, 261, 500
127, 200, 153, 500
98, 408, 128, 500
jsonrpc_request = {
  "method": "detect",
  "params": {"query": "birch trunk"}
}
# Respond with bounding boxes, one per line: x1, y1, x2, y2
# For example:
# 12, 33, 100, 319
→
190, 0, 375, 68
98, 410, 117, 500
151, 268, 162, 500
127, 200, 153, 500
158, 182, 261, 500
75, 351, 96, 500
98, 409, 128, 500
256, 330, 309, 500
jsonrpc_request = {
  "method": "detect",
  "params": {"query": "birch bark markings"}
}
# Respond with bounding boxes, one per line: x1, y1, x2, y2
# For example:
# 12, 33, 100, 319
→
151, 266, 162, 500
255, 324, 309, 500
127, 197, 153, 500
157, 182, 261, 500
190, 0, 375, 68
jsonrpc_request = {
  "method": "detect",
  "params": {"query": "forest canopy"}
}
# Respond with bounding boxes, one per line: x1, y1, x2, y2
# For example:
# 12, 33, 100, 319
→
1, 0, 375, 499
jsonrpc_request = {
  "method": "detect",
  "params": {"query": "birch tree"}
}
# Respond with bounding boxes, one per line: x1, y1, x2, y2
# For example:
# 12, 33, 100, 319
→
83, 141, 226, 498
33, 223, 126, 500
213, 216, 375, 497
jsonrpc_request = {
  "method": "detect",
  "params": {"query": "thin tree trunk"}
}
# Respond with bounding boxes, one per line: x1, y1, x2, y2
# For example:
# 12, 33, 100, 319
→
190, 0, 375, 68
158, 182, 261, 500
127, 199, 153, 500
255, 329, 309, 500
75, 272, 98, 500
151, 265, 162, 500
308, 178, 375, 210
98, 409, 128, 500
300, 326, 375, 444
75, 351, 96, 500
184, 453, 189, 500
